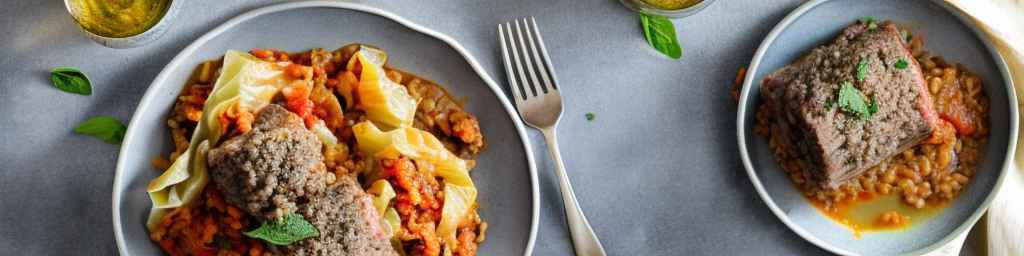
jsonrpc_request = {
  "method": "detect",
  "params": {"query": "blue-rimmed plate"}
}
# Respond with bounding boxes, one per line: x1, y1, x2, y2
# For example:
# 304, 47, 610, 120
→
736, 0, 1017, 255
111, 1, 539, 255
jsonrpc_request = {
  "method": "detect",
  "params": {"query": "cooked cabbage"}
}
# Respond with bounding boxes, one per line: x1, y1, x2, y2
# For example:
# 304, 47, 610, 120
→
146, 50, 306, 230
367, 179, 396, 214
145, 147, 190, 230
352, 121, 477, 248
437, 183, 477, 250
311, 119, 338, 148
384, 207, 402, 239
352, 121, 473, 187
146, 141, 210, 229
348, 47, 417, 129
369, 179, 400, 240
146, 148, 191, 196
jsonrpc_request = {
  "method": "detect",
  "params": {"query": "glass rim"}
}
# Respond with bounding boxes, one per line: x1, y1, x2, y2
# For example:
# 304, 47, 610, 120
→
62, 0, 180, 48
620, 0, 717, 18
63, 0, 176, 39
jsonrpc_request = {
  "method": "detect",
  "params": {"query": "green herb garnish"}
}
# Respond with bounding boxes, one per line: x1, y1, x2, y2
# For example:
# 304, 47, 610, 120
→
74, 116, 126, 144
825, 99, 834, 110
585, 112, 595, 121
244, 213, 319, 246
639, 13, 682, 59
50, 67, 92, 95
867, 97, 879, 116
856, 57, 869, 82
860, 16, 878, 31
895, 58, 909, 70
837, 82, 875, 120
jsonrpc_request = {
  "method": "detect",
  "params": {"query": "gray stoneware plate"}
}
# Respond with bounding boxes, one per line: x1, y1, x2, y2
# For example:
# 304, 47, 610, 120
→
736, 0, 1017, 255
111, 1, 539, 255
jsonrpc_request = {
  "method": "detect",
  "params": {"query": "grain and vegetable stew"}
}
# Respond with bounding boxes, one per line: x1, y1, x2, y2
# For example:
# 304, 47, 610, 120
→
147, 44, 487, 256
755, 19, 989, 233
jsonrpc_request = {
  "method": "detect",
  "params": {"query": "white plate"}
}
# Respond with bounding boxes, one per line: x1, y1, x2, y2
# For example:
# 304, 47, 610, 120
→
112, 2, 539, 255
737, 0, 1017, 255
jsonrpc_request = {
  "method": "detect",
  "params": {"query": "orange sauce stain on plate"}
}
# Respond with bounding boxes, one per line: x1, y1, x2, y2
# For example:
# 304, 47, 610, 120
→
808, 192, 950, 238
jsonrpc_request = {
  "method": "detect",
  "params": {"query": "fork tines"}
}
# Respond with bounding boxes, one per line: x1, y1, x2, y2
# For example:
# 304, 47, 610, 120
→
498, 17, 559, 103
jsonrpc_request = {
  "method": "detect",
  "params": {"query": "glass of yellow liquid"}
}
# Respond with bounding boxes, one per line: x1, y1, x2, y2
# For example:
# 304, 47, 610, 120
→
63, 0, 179, 48
620, 0, 715, 18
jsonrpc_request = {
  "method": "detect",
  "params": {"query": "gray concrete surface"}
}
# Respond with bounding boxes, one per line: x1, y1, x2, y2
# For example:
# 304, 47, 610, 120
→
0, 0, 842, 255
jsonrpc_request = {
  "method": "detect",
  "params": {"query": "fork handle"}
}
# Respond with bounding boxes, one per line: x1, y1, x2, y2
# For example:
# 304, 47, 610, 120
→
541, 127, 607, 256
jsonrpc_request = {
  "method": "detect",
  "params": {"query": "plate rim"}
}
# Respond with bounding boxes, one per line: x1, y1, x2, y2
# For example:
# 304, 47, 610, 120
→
734, 0, 1019, 255
110, 1, 540, 255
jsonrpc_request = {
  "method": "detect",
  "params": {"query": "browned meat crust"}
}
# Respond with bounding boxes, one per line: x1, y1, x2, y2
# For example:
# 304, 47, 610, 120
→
760, 21, 938, 188
207, 104, 331, 220
284, 176, 398, 256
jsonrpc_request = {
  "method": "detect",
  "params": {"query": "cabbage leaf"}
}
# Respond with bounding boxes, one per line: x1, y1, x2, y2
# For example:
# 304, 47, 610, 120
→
368, 179, 400, 240
352, 121, 477, 248
146, 141, 210, 229
437, 183, 477, 250
348, 47, 417, 129
311, 119, 338, 148
367, 179, 396, 214
352, 121, 473, 187
384, 207, 402, 239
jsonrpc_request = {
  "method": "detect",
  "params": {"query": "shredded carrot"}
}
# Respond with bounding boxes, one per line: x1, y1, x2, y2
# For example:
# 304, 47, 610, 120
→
249, 242, 263, 256
336, 71, 358, 109
152, 188, 258, 255
236, 111, 254, 134
226, 206, 242, 219
151, 156, 171, 171
730, 67, 747, 104
276, 51, 291, 62
249, 49, 273, 59
184, 105, 203, 122
201, 216, 218, 243
216, 103, 255, 136
284, 64, 306, 79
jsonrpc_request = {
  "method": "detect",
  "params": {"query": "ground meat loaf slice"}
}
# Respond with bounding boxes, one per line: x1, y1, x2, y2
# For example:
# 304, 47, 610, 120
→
760, 21, 938, 188
284, 176, 398, 256
207, 104, 331, 220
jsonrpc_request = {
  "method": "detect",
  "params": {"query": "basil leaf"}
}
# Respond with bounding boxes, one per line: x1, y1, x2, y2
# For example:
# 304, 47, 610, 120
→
867, 97, 879, 115
50, 67, 92, 95
585, 112, 595, 121
837, 81, 874, 120
856, 57, 869, 82
74, 116, 126, 144
640, 13, 682, 59
244, 213, 319, 246
895, 58, 909, 70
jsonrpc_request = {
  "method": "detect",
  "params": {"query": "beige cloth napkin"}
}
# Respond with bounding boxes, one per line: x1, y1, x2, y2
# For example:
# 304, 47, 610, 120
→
928, 0, 1024, 255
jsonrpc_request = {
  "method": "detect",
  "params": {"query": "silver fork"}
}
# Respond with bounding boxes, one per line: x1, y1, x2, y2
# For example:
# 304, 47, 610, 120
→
499, 17, 607, 256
